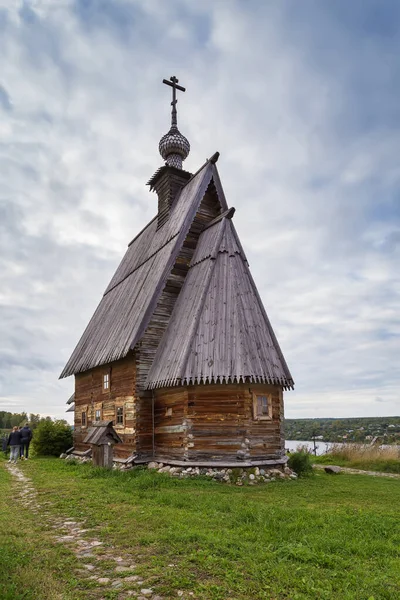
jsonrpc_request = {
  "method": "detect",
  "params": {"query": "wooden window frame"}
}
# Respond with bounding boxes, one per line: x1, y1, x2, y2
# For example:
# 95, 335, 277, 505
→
116, 405, 124, 426
81, 411, 87, 427
252, 393, 272, 421
103, 372, 110, 392
95, 408, 101, 422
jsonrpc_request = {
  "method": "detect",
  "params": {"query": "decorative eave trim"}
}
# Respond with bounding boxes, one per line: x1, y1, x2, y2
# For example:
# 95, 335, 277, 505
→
147, 375, 295, 391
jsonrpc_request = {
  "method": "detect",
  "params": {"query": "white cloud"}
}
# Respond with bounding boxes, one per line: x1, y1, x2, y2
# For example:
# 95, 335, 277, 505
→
0, 0, 399, 422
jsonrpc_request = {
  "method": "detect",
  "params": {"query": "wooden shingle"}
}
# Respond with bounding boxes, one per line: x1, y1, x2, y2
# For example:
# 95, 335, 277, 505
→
147, 218, 293, 389
60, 155, 293, 391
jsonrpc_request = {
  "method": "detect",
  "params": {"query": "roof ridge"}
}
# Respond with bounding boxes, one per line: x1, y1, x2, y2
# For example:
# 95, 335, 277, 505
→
211, 163, 228, 211
129, 152, 219, 249
107, 158, 221, 297
129, 162, 215, 350
187, 151, 219, 183
189, 217, 242, 268
227, 220, 249, 265
112, 213, 241, 296
203, 207, 235, 231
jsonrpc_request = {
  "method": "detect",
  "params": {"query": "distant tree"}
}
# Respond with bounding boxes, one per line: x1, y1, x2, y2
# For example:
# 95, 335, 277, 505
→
10, 412, 27, 427
32, 419, 73, 457
28, 414, 42, 430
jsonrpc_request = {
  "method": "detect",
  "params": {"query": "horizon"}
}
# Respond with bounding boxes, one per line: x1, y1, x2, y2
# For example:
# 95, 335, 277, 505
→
2, 410, 400, 424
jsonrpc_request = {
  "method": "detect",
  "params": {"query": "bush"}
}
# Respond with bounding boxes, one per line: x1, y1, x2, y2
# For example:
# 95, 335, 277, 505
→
32, 420, 73, 457
287, 450, 314, 477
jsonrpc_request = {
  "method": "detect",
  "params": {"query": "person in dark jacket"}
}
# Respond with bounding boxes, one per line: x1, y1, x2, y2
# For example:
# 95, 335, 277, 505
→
7, 427, 22, 463
18, 427, 23, 458
20, 424, 33, 459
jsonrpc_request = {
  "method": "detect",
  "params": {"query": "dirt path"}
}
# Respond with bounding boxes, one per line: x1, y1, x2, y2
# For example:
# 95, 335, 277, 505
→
313, 464, 400, 479
5, 462, 171, 600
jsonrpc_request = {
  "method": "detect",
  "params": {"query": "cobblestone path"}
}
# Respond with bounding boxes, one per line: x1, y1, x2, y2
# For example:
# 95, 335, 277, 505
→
5, 462, 178, 600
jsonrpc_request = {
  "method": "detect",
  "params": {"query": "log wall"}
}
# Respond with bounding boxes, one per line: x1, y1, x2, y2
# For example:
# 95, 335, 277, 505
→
245, 384, 285, 459
186, 384, 246, 460
154, 387, 188, 459
74, 364, 284, 462
153, 383, 284, 462
73, 353, 137, 458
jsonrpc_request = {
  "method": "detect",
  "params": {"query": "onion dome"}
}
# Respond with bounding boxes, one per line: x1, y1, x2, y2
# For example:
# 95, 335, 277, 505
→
159, 126, 190, 169
159, 76, 190, 169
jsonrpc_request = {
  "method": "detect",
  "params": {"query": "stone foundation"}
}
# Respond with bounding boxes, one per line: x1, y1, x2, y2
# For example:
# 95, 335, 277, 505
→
61, 454, 298, 484
146, 462, 297, 484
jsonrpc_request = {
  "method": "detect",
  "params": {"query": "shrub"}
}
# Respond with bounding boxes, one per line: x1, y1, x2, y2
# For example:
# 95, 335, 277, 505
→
287, 450, 314, 477
32, 420, 73, 457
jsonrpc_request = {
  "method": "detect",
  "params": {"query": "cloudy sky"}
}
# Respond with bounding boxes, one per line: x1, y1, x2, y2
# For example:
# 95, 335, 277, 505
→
1, 0, 399, 422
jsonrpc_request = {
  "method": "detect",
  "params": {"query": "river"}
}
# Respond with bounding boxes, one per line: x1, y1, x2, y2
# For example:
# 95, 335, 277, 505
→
285, 440, 335, 455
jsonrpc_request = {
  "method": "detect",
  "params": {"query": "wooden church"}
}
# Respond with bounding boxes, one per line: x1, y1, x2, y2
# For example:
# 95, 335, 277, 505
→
61, 77, 294, 467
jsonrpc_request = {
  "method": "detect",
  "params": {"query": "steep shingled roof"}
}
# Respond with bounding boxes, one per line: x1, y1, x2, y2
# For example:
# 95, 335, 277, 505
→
60, 159, 219, 378
60, 155, 293, 389
147, 217, 293, 389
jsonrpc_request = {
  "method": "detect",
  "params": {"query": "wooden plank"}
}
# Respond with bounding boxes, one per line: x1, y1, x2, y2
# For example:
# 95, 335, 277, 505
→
74, 354, 138, 457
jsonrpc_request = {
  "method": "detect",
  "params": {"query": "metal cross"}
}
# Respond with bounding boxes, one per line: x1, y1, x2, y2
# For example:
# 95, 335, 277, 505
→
162, 76, 186, 128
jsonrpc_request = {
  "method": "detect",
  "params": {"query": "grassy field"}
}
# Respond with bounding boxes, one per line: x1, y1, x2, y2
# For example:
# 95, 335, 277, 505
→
1, 457, 400, 600
313, 443, 400, 474
0, 462, 82, 600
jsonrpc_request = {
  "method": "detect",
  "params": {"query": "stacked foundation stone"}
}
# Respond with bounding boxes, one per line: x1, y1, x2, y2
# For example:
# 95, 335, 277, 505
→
147, 462, 298, 484
62, 455, 298, 484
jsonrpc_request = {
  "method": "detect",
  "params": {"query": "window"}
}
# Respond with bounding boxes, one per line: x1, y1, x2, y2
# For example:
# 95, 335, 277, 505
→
116, 406, 124, 425
253, 393, 272, 420
165, 407, 173, 417
103, 373, 109, 391
81, 412, 87, 427
95, 409, 101, 422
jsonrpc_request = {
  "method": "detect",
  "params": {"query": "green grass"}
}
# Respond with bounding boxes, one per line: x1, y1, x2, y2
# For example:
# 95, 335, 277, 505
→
2, 457, 400, 599
0, 460, 84, 600
314, 453, 400, 473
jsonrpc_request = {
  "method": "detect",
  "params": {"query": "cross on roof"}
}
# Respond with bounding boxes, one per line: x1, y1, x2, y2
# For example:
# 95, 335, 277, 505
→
162, 76, 186, 128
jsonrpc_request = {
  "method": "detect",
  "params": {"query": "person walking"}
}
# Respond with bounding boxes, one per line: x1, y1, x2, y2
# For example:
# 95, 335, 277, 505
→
18, 427, 23, 459
20, 423, 33, 459
7, 426, 22, 464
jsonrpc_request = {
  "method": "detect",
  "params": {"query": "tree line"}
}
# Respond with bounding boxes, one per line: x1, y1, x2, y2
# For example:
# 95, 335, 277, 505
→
1, 411, 73, 456
0, 411, 52, 431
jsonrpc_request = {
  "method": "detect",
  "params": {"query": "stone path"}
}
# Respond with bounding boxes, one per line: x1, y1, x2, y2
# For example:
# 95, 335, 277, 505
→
313, 464, 400, 479
5, 462, 183, 600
